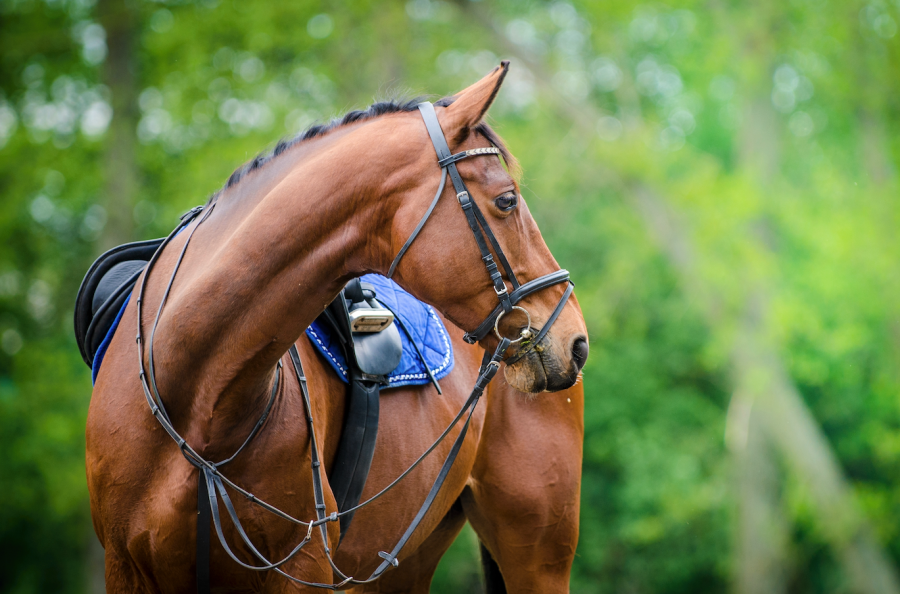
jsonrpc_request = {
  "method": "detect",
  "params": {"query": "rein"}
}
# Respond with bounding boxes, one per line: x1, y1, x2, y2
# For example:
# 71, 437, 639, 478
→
134, 102, 573, 591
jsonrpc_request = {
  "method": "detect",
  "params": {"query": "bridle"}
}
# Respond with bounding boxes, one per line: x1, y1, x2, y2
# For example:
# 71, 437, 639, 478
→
388, 102, 573, 364
133, 102, 575, 592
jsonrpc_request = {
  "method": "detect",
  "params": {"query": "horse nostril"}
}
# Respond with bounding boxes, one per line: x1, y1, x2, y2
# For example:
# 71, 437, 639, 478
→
571, 337, 589, 371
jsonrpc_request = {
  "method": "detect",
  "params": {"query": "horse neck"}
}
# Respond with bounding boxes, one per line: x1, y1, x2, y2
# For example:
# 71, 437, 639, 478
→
145, 122, 403, 448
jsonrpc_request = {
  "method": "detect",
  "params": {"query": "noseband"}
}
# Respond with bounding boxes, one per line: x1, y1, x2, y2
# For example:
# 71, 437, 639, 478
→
388, 102, 573, 363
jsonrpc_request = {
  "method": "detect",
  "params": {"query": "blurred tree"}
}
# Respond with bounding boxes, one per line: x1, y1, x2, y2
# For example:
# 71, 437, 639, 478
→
3, 0, 900, 593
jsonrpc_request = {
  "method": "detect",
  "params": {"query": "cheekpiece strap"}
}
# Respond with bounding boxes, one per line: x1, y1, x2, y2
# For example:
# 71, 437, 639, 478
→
416, 102, 515, 310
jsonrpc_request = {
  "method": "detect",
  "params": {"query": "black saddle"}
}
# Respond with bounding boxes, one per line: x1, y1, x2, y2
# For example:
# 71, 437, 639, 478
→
75, 238, 402, 540
74, 238, 165, 367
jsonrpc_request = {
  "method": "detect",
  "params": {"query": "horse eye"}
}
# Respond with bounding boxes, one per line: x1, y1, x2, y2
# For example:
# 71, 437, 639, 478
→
494, 192, 518, 211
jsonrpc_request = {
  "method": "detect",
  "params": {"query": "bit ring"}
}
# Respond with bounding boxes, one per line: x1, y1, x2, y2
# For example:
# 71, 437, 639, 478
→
494, 306, 532, 344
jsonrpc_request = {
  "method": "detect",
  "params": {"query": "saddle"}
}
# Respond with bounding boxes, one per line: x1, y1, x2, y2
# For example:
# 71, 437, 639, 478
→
312, 277, 403, 538
75, 239, 404, 539
74, 238, 164, 367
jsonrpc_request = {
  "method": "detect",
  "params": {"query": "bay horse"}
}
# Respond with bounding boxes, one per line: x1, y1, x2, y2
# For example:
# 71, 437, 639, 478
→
86, 62, 587, 593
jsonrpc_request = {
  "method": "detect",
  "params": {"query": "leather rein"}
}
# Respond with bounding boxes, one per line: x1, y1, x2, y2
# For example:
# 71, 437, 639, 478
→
133, 102, 572, 591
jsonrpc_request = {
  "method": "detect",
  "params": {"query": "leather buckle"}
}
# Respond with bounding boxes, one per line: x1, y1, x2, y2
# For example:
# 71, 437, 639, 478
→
179, 205, 203, 220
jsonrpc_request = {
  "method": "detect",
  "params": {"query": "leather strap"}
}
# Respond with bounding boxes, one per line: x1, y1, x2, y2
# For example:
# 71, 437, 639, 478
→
387, 168, 447, 279
418, 102, 515, 309
288, 346, 332, 551
470, 200, 519, 289
364, 337, 509, 580
196, 470, 211, 594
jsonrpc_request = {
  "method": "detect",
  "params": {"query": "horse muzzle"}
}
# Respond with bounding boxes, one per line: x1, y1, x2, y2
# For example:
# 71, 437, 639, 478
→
503, 331, 587, 394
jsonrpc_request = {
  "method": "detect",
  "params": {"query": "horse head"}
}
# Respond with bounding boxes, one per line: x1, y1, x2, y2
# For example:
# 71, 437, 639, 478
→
382, 62, 588, 394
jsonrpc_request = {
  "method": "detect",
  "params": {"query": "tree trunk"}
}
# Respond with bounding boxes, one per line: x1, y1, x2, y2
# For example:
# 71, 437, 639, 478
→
86, 1, 140, 590
98, 0, 138, 252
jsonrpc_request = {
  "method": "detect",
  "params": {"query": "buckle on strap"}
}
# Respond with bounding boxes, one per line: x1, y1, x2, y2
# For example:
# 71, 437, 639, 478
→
495, 281, 513, 313
180, 205, 204, 221
378, 551, 399, 568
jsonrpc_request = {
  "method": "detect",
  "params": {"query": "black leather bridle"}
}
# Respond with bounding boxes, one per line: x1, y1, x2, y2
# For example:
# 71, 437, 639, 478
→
388, 102, 573, 364
132, 102, 576, 592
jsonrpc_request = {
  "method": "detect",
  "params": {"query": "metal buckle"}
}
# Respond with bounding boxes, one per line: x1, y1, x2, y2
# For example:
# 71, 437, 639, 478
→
493, 306, 532, 344
456, 191, 469, 203
494, 284, 508, 297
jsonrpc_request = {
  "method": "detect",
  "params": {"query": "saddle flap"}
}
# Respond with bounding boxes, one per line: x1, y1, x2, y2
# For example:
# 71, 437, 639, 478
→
92, 260, 147, 314
351, 321, 402, 377
315, 281, 403, 380
74, 237, 164, 367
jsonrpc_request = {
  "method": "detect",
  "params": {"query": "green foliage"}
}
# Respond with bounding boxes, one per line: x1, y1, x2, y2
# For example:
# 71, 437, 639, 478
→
2, 0, 900, 592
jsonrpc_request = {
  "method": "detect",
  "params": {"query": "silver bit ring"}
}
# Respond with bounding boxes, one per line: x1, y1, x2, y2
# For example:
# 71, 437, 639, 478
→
494, 306, 532, 344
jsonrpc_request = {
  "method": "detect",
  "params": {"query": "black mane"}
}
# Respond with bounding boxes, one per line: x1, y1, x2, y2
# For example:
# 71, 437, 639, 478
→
211, 96, 517, 202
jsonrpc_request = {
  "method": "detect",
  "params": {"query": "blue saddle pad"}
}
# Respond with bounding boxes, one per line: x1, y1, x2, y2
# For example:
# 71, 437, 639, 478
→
91, 275, 454, 389
306, 274, 454, 388
91, 294, 130, 385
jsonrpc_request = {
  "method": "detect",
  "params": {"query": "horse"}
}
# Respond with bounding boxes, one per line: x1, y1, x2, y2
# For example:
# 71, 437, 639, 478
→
86, 62, 588, 593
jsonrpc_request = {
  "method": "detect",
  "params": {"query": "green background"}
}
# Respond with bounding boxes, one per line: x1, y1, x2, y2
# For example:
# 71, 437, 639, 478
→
2, 0, 900, 592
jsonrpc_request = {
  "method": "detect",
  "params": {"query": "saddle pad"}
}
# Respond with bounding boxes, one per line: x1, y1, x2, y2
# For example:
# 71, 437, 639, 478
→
92, 275, 454, 388
306, 274, 454, 388
91, 294, 130, 385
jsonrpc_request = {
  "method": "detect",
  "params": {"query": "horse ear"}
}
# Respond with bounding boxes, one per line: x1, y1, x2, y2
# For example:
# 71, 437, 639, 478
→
439, 61, 509, 142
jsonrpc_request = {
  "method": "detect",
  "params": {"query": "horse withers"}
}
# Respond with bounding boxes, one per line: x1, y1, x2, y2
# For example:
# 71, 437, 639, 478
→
86, 62, 587, 592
